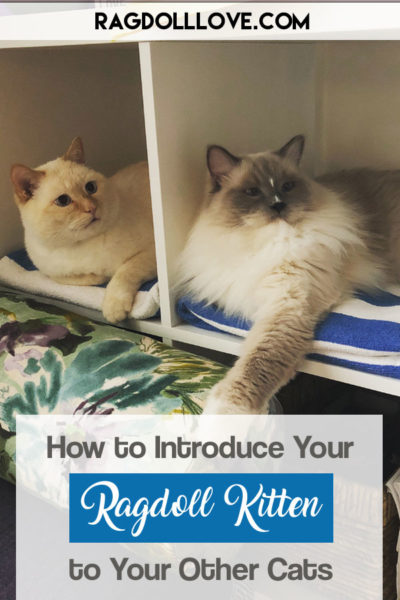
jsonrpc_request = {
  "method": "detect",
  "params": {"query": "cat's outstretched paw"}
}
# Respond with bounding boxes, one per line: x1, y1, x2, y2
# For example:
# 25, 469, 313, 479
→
102, 283, 135, 323
203, 384, 269, 415
203, 389, 241, 415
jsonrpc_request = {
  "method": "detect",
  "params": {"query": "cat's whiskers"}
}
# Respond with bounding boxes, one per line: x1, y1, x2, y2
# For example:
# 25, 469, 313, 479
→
84, 216, 100, 229
69, 215, 99, 232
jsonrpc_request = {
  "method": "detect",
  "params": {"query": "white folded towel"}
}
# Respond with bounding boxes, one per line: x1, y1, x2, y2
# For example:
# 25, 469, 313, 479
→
0, 251, 160, 321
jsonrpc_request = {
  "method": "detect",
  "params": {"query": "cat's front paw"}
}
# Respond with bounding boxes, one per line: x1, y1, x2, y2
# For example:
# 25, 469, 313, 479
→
203, 388, 239, 415
102, 283, 135, 323
203, 384, 269, 415
203, 385, 250, 415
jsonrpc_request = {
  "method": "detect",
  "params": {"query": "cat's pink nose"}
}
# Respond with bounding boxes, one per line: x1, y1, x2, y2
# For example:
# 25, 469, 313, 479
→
84, 203, 96, 215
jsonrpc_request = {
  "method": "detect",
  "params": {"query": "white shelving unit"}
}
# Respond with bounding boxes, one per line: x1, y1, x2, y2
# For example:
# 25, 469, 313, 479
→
1, 39, 400, 396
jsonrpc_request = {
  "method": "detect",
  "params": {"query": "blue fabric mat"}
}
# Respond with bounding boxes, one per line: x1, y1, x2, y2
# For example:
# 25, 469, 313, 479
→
177, 288, 400, 379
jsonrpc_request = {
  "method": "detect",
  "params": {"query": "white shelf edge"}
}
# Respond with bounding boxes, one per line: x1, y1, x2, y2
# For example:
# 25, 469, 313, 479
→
2, 284, 399, 397
164, 322, 244, 355
0, 286, 167, 339
300, 359, 400, 396
167, 323, 400, 396
0, 40, 111, 50
139, 41, 175, 329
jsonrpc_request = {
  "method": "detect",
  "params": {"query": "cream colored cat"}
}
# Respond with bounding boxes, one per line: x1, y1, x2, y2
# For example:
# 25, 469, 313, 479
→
11, 137, 156, 323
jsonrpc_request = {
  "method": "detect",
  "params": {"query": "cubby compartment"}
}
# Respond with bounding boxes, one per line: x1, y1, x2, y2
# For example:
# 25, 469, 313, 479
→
142, 40, 400, 395
1, 39, 400, 394
0, 43, 147, 253
141, 41, 318, 329
0, 42, 165, 338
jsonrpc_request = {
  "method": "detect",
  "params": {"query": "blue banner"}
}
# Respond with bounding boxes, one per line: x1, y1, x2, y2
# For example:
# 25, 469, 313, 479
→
69, 473, 333, 543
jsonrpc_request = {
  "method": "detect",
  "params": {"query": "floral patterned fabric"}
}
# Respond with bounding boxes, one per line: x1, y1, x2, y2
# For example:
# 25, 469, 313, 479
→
0, 291, 228, 484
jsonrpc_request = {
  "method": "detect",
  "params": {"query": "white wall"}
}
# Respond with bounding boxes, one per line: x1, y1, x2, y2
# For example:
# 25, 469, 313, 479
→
0, 43, 146, 254
318, 41, 400, 172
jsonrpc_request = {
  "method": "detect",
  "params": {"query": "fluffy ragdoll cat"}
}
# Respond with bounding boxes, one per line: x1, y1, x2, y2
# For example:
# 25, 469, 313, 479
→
10, 138, 156, 323
178, 135, 400, 414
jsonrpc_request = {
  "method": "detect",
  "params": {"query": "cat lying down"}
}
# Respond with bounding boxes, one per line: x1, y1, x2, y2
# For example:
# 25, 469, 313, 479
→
178, 135, 400, 414
10, 138, 156, 324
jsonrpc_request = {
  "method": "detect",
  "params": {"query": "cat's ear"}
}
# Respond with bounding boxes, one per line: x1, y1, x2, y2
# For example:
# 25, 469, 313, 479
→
10, 164, 45, 204
64, 136, 85, 164
207, 145, 240, 184
276, 135, 305, 165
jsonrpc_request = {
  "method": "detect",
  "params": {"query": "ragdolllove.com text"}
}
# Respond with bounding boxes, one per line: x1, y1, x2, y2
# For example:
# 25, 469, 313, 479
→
69, 556, 333, 582
47, 434, 355, 460
94, 11, 310, 32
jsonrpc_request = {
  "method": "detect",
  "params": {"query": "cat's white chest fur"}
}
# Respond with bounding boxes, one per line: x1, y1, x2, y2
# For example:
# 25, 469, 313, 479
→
180, 218, 304, 318
179, 201, 378, 321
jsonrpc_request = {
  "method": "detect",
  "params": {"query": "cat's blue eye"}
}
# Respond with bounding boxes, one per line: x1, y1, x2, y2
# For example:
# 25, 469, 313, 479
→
54, 194, 72, 207
282, 181, 296, 193
85, 181, 97, 195
245, 187, 260, 197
